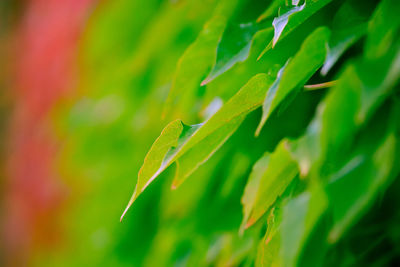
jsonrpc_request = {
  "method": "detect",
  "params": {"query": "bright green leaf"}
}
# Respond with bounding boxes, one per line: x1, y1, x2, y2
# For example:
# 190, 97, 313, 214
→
163, 0, 239, 119
241, 140, 298, 229
122, 73, 276, 218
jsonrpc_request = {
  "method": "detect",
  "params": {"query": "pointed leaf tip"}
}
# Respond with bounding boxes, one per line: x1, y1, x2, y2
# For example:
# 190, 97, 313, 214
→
272, 3, 306, 47
120, 197, 134, 222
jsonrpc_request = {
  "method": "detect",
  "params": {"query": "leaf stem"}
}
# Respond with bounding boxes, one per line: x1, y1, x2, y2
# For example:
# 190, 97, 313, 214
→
304, 80, 337, 90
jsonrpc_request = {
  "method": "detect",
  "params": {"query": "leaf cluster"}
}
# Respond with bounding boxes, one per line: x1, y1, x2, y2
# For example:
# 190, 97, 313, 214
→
56, 0, 400, 266
122, 0, 400, 265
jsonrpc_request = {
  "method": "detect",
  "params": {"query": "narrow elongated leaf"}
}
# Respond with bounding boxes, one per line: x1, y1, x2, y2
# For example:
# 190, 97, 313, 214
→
122, 73, 276, 219
241, 140, 298, 229
256, 27, 330, 135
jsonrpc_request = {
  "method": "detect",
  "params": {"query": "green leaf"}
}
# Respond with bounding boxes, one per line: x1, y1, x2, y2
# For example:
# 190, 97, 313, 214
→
120, 119, 191, 220
171, 115, 245, 189
200, 0, 279, 85
163, 0, 238, 119
241, 140, 298, 230
321, 25, 366, 75
291, 42, 400, 178
202, 21, 268, 85
122, 73, 276, 219
258, 0, 332, 60
327, 108, 400, 243
320, 50, 400, 172
257, 0, 286, 22
364, 0, 400, 59
241, 153, 269, 231
321, 0, 371, 75
280, 183, 328, 266
202, 28, 275, 103
256, 27, 330, 135
255, 206, 282, 267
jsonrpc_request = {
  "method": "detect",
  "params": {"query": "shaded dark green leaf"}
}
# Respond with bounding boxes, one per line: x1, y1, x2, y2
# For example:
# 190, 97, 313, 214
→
256, 27, 330, 135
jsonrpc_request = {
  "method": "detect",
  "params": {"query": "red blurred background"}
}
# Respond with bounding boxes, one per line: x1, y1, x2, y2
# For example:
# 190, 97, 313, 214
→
1, 1, 95, 265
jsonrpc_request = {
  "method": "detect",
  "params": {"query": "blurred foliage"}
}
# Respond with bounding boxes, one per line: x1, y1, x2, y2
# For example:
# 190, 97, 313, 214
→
37, 0, 400, 266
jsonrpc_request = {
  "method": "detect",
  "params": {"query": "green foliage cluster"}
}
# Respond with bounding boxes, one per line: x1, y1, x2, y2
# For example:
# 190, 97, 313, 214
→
57, 0, 400, 266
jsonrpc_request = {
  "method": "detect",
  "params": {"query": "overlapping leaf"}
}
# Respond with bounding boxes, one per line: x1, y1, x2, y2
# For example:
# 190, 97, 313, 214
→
255, 206, 282, 267
163, 0, 239, 119
241, 140, 298, 230
259, 0, 332, 59
202, 21, 267, 85
321, 0, 372, 75
257, 0, 286, 22
256, 27, 330, 135
280, 2, 400, 263
280, 183, 328, 266
327, 120, 400, 243
364, 0, 400, 59
122, 73, 277, 219
114, 0, 400, 265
